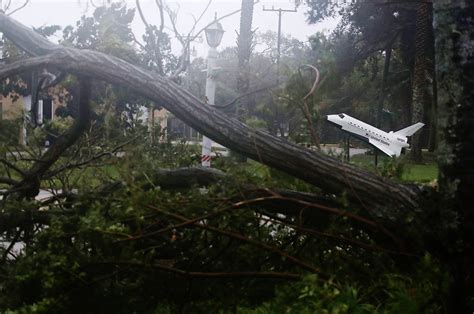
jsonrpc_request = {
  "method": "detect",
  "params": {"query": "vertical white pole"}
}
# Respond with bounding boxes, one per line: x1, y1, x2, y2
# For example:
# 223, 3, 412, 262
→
50, 99, 54, 121
21, 95, 32, 146
37, 99, 43, 125
201, 46, 217, 167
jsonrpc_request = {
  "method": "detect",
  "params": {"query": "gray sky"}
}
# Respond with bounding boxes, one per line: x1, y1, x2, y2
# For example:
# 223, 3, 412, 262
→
10, 0, 337, 56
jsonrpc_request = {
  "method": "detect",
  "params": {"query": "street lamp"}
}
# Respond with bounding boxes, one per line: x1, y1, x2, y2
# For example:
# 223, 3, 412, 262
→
204, 18, 224, 48
201, 16, 224, 167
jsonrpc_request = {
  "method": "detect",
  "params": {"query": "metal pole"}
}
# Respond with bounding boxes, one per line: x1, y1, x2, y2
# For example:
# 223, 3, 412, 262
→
263, 6, 297, 85
277, 9, 282, 84
201, 46, 217, 167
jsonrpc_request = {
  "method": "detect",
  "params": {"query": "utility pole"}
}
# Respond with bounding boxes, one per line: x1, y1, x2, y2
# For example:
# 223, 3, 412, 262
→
263, 5, 297, 84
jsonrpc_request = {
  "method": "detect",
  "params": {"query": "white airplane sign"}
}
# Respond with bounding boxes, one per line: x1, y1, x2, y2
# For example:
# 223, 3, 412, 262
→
327, 113, 424, 157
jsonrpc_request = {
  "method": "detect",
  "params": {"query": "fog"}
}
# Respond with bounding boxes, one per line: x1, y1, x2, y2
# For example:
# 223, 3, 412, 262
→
11, 0, 337, 56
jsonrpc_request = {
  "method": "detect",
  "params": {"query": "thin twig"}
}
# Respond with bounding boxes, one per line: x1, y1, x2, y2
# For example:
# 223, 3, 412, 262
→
185, 0, 212, 41
120, 194, 290, 242
6, 0, 28, 16
145, 204, 323, 275
3, 0, 12, 12
1, 229, 21, 262
215, 84, 276, 109
154, 0, 165, 33
260, 211, 415, 257
45, 135, 139, 178
135, 0, 151, 30
0, 158, 25, 177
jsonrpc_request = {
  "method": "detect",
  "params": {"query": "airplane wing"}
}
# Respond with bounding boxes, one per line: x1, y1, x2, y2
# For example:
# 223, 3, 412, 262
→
368, 138, 402, 157
395, 122, 424, 137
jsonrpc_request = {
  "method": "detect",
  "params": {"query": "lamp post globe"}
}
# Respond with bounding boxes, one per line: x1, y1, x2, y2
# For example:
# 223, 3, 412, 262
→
204, 19, 224, 48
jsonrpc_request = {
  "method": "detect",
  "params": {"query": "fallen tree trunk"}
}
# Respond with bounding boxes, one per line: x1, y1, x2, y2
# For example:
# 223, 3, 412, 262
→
100, 167, 227, 193
0, 13, 420, 216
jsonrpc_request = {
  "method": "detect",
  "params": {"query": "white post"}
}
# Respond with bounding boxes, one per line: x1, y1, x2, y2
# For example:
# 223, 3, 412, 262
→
37, 99, 43, 125
20, 95, 32, 146
201, 46, 217, 167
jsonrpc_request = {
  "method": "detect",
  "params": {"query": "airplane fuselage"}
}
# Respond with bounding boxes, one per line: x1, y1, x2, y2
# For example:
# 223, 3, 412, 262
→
327, 113, 411, 157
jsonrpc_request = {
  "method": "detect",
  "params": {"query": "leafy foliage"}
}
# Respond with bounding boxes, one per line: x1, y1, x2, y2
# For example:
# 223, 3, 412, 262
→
241, 253, 448, 313
0, 1, 461, 312
0, 121, 449, 312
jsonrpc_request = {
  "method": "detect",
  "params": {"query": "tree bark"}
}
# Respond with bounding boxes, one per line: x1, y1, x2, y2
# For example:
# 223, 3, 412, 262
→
0, 13, 421, 218
377, 45, 392, 130
236, 0, 254, 118
434, 0, 474, 311
100, 167, 226, 193
410, 2, 433, 162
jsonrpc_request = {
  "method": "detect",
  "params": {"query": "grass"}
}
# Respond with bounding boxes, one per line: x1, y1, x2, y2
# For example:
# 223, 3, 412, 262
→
1, 146, 438, 194
350, 151, 438, 183
227, 150, 439, 187
401, 163, 438, 183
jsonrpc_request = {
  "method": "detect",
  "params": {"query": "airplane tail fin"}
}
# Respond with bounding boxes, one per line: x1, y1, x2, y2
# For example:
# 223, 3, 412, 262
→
394, 122, 424, 137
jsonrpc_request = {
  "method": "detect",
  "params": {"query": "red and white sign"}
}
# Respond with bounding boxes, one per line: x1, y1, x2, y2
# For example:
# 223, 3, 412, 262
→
201, 136, 212, 167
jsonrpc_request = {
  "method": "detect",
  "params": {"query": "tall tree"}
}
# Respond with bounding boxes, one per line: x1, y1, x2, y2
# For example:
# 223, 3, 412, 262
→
434, 0, 474, 311
236, 0, 255, 118
305, 1, 437, 157
410, 1, 433, 162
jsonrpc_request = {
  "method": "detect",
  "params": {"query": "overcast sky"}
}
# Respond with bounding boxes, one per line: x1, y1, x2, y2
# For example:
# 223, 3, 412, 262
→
9, 0, 337, 56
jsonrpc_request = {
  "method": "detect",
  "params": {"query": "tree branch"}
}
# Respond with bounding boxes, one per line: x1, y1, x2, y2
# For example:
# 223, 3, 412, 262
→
215, 84, 276, 109
6, 0, 28, 16
44, 135, 139, 178
146, 204, 323, 275
86, 261, 301, 280
0, 177, 18, 185
0, 158, 25, 177
0, 13, 421, 218
135, 0, 151, 30
154, 0, 165, 34
298, 64, 321, 147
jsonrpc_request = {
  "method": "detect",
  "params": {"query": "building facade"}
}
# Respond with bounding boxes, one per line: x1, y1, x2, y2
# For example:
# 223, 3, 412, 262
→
0, 86, 68, 144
